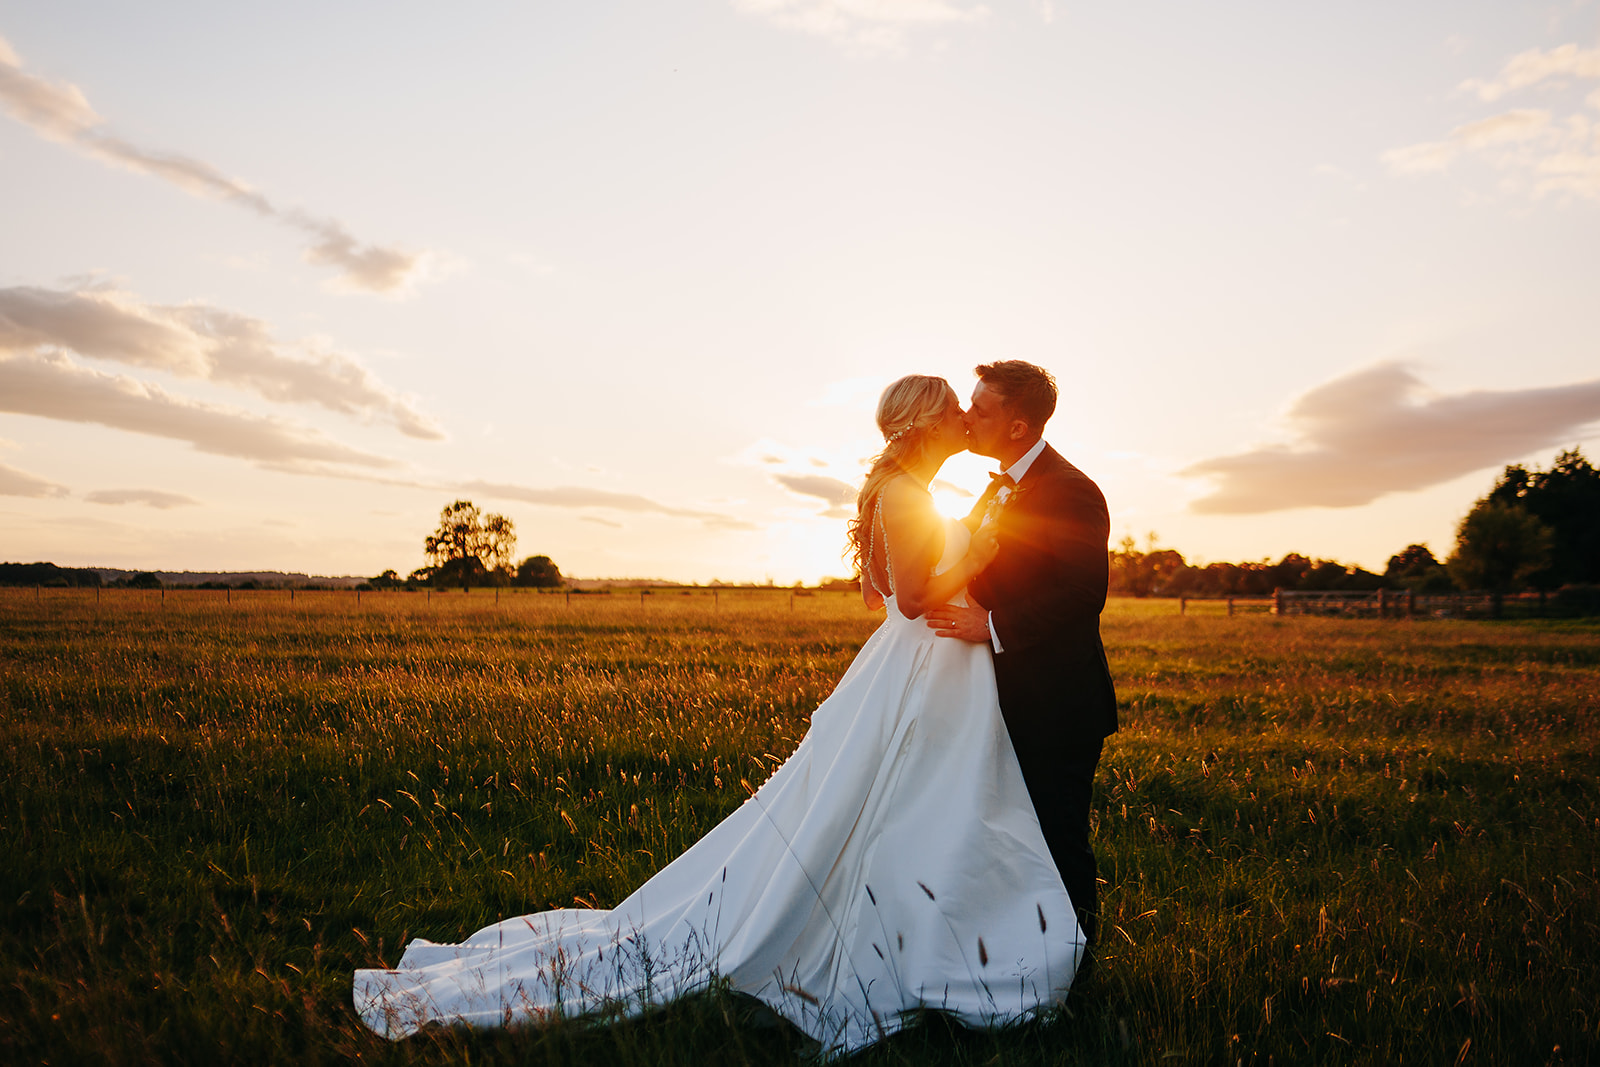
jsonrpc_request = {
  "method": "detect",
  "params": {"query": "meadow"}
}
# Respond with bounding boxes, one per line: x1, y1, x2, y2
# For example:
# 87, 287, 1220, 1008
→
1, 587, 1595, 1065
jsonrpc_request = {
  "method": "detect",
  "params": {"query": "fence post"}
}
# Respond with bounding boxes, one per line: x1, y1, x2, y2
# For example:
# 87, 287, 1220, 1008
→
1227, 597, 1235, 617
1273, 588, 1283, 615
565, 590, 570, 607
1377, 588, 1386, 618
495, 588, 499, 605
1180, 597, 1187, 615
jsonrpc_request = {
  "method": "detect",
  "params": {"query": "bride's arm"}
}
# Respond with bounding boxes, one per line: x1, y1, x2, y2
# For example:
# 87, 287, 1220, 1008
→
881, 476, 997, 620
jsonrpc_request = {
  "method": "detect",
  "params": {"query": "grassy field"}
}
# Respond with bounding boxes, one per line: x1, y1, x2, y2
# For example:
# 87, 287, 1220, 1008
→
1, 587, 1596, 1065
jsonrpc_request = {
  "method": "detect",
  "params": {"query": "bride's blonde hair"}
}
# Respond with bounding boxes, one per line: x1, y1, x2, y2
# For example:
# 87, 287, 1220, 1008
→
846, 375, 954, 581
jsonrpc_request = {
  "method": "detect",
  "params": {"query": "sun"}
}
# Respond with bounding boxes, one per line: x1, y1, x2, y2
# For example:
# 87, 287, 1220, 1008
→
930, 484, 975, 519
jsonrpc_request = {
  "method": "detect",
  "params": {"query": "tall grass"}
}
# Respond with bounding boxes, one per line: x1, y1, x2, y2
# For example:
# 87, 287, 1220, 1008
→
1, 589, 1595, 1064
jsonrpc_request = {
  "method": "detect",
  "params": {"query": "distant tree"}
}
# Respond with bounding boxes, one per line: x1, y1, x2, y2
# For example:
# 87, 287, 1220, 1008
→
515, 555, 563, 588
1299, 559, 1348, 591
1485, 448, 1600, 587
370, 569, 402, 590
1109, 533, 1186, 597
1340, 566, 1386, 591
126, 572, 162, 590
423, 500, 517, 591
0, 562, 102, 587
1385, 544, 1454, 593
1447, 500, 1553, 616
1271, 553, 1313, 590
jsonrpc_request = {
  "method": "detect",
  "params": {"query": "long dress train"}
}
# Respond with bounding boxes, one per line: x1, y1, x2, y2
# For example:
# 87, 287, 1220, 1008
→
353, 519, 1083, 1055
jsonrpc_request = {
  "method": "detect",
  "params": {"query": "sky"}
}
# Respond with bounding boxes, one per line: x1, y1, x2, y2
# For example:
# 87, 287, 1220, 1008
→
2, 1, 1599, 584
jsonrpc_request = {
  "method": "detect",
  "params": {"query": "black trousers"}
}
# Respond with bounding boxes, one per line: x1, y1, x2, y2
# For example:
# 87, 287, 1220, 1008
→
1013, 734, 1105, 944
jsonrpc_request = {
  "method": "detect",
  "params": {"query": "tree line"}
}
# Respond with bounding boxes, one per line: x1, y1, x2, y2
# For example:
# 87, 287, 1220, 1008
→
1110, 448, 1599, 608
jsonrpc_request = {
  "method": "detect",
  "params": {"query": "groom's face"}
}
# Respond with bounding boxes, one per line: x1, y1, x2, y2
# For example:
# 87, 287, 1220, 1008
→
964, 381, 1025, 460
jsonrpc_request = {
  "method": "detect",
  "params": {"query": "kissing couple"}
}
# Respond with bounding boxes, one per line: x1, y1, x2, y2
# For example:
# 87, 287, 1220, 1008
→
355, 360, 1119, 1056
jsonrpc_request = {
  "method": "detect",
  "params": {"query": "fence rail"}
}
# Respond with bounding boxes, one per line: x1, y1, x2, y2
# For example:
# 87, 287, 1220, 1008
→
1271, 588, 1590, 619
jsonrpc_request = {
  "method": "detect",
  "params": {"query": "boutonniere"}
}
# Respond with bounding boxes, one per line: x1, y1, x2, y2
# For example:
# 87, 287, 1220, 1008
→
999, 483, 1030, 512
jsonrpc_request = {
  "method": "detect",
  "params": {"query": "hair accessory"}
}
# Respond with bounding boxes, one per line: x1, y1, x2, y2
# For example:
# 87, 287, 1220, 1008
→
885, 425, 912, 444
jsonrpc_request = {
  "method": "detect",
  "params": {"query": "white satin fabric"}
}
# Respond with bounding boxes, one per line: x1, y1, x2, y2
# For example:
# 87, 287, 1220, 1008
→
353, 520, 1082, 1055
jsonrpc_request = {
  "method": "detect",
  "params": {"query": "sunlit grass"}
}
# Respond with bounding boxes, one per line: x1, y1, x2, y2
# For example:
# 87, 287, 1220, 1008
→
1, 588, 1595, 1064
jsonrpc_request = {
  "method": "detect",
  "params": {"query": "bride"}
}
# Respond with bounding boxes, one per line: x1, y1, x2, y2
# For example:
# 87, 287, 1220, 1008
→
353, 375, 1085, 1054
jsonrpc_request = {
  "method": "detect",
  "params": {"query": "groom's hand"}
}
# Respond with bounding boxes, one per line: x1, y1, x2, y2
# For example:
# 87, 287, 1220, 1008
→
926, 603, 990, 643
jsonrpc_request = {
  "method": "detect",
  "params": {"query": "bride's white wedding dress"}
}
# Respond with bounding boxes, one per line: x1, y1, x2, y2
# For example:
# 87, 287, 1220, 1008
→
353, 519, 1082, 1054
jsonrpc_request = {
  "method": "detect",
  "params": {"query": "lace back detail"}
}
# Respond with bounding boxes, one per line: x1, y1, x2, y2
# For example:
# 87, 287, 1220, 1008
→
866, 497, 894, 598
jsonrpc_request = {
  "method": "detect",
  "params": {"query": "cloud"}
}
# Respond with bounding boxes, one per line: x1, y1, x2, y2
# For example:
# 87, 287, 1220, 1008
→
84, 488, 199, 509
774, 472, 857, 506
463, 480, 757, 529
1386, 42, 1600, 201
0, 460, 67, 498
0, 35, 427, 294
0, 285, 442, 439
0, 350, 396, 470
1181, 363, 1600, 514
1463, 43, 1600, 102
772, 473, 858, 519
732, 0, 990, 56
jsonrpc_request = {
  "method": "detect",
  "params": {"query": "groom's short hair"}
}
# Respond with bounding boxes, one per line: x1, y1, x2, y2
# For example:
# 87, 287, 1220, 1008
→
975, 361, 1056, 433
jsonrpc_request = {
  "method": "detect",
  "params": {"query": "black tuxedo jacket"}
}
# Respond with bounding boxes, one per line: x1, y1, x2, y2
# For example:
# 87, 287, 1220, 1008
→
968, 445, 1118, 747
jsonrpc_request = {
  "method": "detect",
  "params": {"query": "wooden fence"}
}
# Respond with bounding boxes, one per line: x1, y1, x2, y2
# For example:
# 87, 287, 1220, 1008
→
1271, 588, 1579, 619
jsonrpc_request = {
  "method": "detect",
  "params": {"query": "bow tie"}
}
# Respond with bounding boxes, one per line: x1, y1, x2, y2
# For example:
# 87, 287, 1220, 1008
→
989, 472, 1016, 489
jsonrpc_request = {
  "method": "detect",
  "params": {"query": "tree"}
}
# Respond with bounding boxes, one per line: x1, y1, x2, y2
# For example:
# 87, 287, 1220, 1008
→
423, 500, 517, 591
1385, 544, 1453, 593
1108, 533, 1186, 597
515, 555, 563, 588
1485, 448, 1600, 587
369, 569, 402, 590
1447, 500, 1553, 616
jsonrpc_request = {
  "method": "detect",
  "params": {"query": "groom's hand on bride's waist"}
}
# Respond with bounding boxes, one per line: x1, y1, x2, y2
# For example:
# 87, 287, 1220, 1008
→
926, 603, 990, 643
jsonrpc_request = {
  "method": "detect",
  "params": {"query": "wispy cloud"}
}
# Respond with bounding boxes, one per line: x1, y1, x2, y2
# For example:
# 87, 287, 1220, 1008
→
0, 460, 66, 498
1385, 41, 1600, 202
732, 0, 990, 56
463, 480, 757, 529
1462, 42, 1600, 102
1181, 363, 1600, 514
773, 472, 857, 518
0, 35, 428, 294
0, 285, 442, 439
0, 350, 396, 470
84, 488, 199, 509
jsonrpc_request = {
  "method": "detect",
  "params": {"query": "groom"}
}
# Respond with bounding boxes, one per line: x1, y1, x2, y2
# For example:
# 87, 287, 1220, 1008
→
926, 360, 1118, 947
